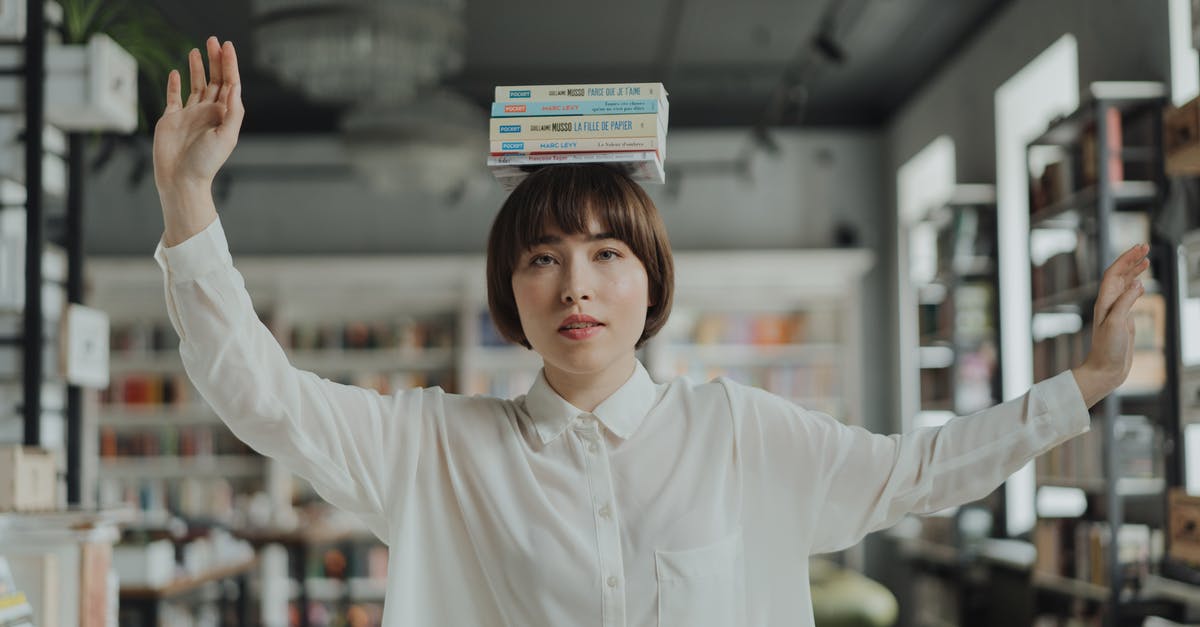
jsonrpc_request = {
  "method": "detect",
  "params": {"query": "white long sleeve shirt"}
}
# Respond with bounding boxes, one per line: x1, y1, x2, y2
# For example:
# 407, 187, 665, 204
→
153, 217, 1091, 627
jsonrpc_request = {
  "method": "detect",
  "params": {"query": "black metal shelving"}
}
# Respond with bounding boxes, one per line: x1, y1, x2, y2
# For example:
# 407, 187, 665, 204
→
0, 0, 87, 504
1026, 81, 1177, 627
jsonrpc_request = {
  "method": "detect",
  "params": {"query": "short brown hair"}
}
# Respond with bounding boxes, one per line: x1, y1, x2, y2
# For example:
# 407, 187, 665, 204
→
486, 164, 674, 350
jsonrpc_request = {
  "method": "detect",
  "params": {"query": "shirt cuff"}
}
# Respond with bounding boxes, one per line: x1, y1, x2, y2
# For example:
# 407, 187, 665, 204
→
1038, 369, 1091, 437
152, 217, 232, 282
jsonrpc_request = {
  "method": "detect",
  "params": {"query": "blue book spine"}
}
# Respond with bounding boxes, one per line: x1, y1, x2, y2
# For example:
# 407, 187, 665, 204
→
492, 99, 662, 117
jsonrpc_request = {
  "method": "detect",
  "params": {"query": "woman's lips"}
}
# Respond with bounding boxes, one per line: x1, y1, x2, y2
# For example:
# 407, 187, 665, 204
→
558, 324, 604, 340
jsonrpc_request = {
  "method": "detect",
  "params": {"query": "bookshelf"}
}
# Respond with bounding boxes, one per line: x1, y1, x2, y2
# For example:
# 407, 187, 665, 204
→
1025, 82, 1173, 627
87, 245, 873, 624
118, 556, 256, 627
893, 185, 1004, 627
1176, 229, 1200, 496
0, 507, 134, 627
645, 249, 871, 429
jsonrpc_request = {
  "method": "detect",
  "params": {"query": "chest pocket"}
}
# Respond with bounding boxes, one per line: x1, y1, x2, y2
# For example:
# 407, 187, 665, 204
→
654, 526, 746, 627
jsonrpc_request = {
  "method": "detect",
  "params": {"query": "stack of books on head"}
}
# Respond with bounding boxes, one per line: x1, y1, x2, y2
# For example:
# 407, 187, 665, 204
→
488, 82, 668, 190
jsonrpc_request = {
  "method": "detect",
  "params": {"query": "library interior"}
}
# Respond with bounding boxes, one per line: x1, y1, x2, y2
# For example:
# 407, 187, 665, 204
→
3, 1, 1200, 626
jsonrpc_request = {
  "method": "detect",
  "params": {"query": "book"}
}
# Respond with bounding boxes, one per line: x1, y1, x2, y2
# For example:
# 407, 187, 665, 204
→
495, 82, 665, 102
491, 97, 667, 118
489, 114, 664, 140
490, 135, 666, 155
489, 151, 664, 189
0, 557, 33, 627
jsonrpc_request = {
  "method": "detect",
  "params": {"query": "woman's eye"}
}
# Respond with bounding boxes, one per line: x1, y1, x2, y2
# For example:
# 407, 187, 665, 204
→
531, 254, 554, 266
597, 249, 619, 261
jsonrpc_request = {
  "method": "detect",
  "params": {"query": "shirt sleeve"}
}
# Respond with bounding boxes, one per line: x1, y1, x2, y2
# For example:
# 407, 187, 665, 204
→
153, 218, 435, 539
727, 369, 1090, 555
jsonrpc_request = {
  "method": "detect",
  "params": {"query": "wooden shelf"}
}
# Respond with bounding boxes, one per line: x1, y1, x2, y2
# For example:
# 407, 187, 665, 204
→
1141, 573, 1200, 607
463, 346, 543, 371
121, 557, 257, 600
893, 536, 959, 567
97, 404, 222, 428
1037, 476, 1164, 496
97, 455, 265, 479
918, 345, 955, 370
1028, 82, 1167, 146
109, 351, 183, 375
1032, 571, 1110, 602
234, 525, 373, 547
1032, 283, 1098, 314
663, 343, 842, 367
1029, 182, 1158, 229
289, 347, 455, 374
109, 347, 456, 375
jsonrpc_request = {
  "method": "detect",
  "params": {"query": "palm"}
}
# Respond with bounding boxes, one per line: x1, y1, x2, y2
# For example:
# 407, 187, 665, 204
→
1085, 244, 1150, 388
153, 37, 243, 189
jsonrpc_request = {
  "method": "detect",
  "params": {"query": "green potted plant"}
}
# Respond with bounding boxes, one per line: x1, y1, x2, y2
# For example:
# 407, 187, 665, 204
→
60, 0, 191, 133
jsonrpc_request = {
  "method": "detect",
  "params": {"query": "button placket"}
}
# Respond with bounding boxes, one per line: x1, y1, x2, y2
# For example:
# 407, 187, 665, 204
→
575, 415, 626, 626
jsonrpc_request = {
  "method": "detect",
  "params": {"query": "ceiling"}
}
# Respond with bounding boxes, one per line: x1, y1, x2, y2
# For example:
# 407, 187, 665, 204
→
147, 0, 1010, 134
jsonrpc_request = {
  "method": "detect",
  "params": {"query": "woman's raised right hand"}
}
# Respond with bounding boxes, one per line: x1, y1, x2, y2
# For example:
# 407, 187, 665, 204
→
153, 37, 244, 195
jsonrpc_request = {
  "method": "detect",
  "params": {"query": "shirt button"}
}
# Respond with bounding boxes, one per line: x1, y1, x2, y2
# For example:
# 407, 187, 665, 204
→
607, 575, 619, 588
588, 442, 599, 454
599, 504, 611, 519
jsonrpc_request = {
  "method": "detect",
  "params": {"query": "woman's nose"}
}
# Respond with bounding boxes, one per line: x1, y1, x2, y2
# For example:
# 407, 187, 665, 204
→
561, 264, 595, 303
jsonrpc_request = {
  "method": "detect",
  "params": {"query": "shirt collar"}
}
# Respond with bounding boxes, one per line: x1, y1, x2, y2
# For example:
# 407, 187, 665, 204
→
522, 359, 658, 445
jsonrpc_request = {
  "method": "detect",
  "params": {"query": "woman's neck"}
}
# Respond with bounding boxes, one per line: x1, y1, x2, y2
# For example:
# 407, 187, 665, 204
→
542, 355, 637, 413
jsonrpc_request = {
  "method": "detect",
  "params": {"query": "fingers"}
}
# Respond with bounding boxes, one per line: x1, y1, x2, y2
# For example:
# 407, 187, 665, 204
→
207, 37, 223, 84
1104, 274, 1144, 330
204, 37, 222, 102
165, 69, 182, 112
218, 41, 240, 106
187, 48, 205, 105
1094, 243, 1150, 325
217, 84, 244, 142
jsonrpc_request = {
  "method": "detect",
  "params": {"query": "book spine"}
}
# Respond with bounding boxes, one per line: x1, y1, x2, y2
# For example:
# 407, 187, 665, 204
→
494, 158, 664, 191
492, 99, 663, 116
490, 136, 665, 154
487, 150, 660, 169
490, 152, 665, 189
490, 114, 663, 140
495, 83, 664, 101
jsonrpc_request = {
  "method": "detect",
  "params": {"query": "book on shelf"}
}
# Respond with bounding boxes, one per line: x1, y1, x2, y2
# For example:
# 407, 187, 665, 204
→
490, 135, 665, 155
1037, 414, 1161, 482
78, 541, 113, 627
489, 114, 664, 140
1033, 518, 1161, 591
491, 96, 668, 118
1080, 106, 1124, 186
490, 151, 665, 190
286, 317, 455, 352
494, 82, 666, 102
678, 310, 832, 345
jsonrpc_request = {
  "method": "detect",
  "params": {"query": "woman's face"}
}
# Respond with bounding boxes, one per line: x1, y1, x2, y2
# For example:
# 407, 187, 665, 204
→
511, 215, 651, 377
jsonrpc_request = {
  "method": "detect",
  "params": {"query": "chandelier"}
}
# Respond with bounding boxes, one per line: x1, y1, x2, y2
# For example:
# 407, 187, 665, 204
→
252, 0, 483, 196
340, 91, 485, 198
251, 0, 466, 105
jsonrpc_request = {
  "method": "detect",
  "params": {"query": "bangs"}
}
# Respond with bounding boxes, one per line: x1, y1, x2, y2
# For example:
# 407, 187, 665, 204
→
506, 166, 650, 262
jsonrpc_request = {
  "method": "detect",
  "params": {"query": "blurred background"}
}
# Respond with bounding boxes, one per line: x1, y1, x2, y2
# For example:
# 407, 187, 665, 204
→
3, 1, 1200, 626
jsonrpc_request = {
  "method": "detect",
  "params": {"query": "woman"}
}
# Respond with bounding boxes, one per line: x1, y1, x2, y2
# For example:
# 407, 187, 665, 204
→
152, 38, 1150, 627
